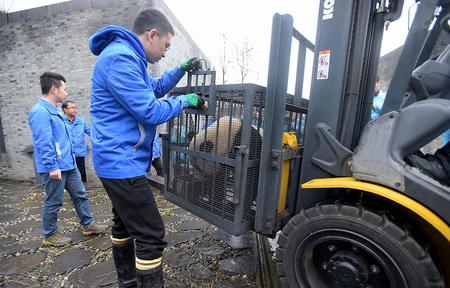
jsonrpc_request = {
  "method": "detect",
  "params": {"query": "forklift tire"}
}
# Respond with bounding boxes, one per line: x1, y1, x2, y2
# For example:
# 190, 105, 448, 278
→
275, 204, 445, 288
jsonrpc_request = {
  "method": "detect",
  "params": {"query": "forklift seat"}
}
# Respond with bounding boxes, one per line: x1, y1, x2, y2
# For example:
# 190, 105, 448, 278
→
407, 44, 450, 104
352, 98, 450, 223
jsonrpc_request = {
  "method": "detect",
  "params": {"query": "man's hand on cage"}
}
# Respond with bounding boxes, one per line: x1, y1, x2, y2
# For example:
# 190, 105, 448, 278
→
180, 57, 202, 72
181, 93, 206, 109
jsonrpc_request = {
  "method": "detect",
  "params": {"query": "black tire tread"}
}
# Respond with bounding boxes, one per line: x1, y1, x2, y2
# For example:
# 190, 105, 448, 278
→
275, 204, 445, 288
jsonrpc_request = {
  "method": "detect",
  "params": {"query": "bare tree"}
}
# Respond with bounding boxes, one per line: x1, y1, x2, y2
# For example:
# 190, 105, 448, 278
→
235, 37, 253, 84
217, 33, 231, 84
0, 0, 13, 14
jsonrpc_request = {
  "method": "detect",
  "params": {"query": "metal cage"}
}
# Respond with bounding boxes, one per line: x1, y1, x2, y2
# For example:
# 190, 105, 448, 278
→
163, 82, 266, 235
163, 85, 308, 235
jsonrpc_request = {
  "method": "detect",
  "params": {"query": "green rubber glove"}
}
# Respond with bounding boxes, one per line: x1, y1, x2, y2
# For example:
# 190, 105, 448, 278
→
180, 57, 202, 72
181, 93, 205, 109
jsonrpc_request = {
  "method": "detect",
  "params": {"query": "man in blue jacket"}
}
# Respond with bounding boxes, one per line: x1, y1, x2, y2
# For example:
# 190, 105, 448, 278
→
443, 130, 450, 146
28, 72, 107, 247
371, 76, 386, 120
89, 8, 204, 287
62, 100, 90, 183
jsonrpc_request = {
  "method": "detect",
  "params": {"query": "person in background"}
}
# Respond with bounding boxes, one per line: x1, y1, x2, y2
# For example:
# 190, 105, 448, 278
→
89, 8, 204, 287
28, 72, 107, 247
204, 115, 215, 129
62, 100, 90, 183
151, 132, 164, 177
442, 129, 450, 146
371, 75, 386, 120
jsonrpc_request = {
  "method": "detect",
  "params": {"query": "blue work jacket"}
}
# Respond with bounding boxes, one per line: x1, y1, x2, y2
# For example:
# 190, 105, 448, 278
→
28, 98, 76, 173
89, 25, 189, 179
65, 116, 90, 157
371, 90, 386, 120
443, 129, 450, 146
152, 132, 161, 159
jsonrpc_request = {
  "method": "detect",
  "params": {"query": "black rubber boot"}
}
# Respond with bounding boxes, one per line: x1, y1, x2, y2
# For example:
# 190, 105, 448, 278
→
112, 240, 137, 288
407, 153, 450, 186
136, 265, 164, 288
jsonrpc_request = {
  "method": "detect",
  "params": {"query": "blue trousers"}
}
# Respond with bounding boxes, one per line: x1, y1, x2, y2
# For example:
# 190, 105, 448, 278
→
39, 168, 93, 238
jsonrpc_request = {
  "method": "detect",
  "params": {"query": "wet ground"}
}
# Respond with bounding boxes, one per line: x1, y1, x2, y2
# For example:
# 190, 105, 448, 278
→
0, 179, 257, 287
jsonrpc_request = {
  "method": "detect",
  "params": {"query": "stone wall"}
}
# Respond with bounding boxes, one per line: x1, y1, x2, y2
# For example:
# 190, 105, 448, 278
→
0, 0, 207, 182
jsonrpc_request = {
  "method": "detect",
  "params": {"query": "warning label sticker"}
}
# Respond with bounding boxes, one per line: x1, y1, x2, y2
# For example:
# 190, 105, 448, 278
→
317, 50, 331, 80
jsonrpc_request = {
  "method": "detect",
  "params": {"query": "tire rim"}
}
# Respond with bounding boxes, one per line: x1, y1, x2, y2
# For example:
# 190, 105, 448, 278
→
294, 229, 407, 288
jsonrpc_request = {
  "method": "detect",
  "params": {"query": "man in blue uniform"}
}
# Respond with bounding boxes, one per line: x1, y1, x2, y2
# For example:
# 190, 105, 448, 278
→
443, 130, 450, 146
371, 76, 386, 120
89, 8, 204, 287
28, 72, 107, 247
62, 100, 90, 183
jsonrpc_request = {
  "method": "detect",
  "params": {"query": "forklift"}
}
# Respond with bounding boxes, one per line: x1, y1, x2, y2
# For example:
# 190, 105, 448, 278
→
161, 0, 450, 287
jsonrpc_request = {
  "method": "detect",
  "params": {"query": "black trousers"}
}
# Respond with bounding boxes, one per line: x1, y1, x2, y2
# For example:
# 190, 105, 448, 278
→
75, 157, 87, 183
152, 157, 164, 176
100, 176, 166, 260
436, 142, 450, 177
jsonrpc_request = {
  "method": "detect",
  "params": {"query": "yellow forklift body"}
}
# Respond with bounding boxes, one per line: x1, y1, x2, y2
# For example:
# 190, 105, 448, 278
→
302, 177, 450, 242
277, 160, 290, 213
277, 132, 300, 213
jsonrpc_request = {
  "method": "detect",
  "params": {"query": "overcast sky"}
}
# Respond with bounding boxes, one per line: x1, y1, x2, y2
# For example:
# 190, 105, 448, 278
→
163, 0, 416, 91
3, 0, 417, 91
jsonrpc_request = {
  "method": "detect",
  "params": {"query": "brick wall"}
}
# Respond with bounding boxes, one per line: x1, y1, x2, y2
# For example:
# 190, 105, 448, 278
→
0, 0, 207, 182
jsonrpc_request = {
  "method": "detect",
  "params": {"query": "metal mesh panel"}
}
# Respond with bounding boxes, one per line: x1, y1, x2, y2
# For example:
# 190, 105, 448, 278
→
170, 155, 237, 222
166, 84, 265, 233
283, 107, 308, 144
164, 78, 309, 235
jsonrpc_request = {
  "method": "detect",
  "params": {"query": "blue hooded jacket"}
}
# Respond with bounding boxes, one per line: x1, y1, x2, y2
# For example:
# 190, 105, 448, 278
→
89, 26, 189, 179
65, 116, 90, 157
28, 98, 76, 173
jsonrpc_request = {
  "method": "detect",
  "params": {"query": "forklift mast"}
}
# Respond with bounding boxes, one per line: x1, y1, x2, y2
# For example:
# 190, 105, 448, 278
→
297, 0, 438, 210
254, 0, 403, 234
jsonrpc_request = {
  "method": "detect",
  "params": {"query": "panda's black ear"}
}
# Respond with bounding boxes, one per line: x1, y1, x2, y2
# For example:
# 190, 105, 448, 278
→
200, 140, 214, 153
187, 131, 197, 143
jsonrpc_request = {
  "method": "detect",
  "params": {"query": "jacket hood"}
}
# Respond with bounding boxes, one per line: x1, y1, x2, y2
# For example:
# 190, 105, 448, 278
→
89, 25, 146, 60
